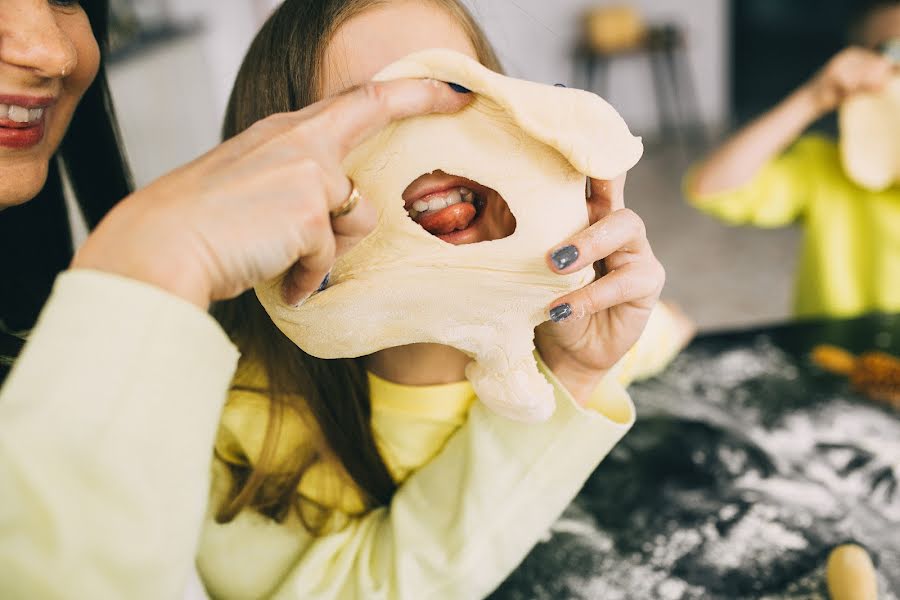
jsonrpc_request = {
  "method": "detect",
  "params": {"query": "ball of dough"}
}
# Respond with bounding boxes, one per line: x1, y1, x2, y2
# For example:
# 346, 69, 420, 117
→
826, 543, 878, 600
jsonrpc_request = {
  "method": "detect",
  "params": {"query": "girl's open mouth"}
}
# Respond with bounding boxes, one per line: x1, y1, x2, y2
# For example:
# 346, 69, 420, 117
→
407, 185, 483, 236
402, 171, 514, 244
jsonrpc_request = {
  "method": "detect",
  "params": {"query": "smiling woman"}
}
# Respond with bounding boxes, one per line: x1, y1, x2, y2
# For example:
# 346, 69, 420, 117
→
0, 0, 130, 362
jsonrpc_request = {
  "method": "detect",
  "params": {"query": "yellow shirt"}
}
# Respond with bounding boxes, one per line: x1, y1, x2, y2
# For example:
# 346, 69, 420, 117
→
686, 135, 900, 318
0, 272, 683, 600
212, 303, 683, 518
200, 304, 684, 599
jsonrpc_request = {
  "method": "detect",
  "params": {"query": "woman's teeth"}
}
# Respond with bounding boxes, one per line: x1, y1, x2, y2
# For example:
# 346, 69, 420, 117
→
0, 105, 44, 123
408, 187, 475, 219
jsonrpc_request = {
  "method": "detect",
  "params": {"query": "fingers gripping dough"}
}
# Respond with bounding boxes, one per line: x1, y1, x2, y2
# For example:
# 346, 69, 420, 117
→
840, 75, 900, 192
256, 49, 643, 422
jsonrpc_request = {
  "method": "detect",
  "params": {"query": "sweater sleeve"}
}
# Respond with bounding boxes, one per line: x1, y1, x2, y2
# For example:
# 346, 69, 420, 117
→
605, 302, 694, 391
684, 136, 830, 227
0, 270, 239, 600
198, 361, 634, 600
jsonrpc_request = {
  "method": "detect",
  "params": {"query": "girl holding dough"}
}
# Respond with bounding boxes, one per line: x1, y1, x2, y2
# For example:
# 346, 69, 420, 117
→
202, 1, 687, 598
687, 0, 900, 319
1, 0, 684, 598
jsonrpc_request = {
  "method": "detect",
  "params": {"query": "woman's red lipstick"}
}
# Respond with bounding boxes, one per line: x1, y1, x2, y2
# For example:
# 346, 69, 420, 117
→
0, 95, 53, 150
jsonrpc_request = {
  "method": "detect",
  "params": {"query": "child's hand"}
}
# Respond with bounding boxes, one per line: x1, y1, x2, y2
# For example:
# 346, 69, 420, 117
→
804, 47, 895, 115
535, 176, 665, 405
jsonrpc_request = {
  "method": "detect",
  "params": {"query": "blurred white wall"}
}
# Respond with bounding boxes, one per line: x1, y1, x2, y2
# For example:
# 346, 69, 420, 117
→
108, 1, 263, 185
163, 0, 262, 119
109, 0, 729, 185
108, 33, 220, 186
462, 0, 729, 135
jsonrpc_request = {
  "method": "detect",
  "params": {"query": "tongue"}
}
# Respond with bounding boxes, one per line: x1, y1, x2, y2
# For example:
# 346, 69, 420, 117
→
416, 203, 477, 235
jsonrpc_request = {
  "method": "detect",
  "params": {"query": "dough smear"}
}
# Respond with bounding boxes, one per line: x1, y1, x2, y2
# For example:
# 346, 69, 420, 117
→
839, 74, 900, 192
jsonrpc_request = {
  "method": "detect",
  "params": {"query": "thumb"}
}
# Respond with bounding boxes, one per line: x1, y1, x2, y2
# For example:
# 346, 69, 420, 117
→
587, 174, 627, 223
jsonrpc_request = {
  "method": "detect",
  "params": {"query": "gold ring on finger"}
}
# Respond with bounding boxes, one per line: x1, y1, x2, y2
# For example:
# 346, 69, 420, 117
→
330, 183, 362, 219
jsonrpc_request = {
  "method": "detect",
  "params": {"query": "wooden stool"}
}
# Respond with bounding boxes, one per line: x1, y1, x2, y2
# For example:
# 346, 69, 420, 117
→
574, 21, 705, 146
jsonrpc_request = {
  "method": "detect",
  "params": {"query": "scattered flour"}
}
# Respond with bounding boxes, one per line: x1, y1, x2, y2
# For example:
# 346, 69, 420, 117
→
495, 333, 900, 599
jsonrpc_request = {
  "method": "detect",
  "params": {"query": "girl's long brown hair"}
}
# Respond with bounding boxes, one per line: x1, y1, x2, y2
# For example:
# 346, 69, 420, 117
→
213, 0, 502, 531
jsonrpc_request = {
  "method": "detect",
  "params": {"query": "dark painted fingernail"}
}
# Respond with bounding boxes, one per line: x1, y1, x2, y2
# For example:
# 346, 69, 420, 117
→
447, 82, 472, 94
554, 83, 567, 87
550, 304, 573, 323
317, 272, 330, 292
551, 245, 579, 270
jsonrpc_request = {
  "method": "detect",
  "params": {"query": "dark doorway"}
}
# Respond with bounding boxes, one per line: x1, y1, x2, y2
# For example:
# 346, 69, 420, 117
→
731, 0, 862, 131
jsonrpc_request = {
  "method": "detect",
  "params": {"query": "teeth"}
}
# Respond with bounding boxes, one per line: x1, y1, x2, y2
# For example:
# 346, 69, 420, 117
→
2, 105, 43, 123
408, 187, 473, 217
8, 106, 29, 122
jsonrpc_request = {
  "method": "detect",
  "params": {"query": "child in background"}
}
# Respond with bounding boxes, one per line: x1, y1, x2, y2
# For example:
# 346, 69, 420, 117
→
686, 0, 900, 319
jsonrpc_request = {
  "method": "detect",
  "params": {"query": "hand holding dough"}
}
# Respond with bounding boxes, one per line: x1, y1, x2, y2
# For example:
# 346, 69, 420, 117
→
256, 49, 643, 422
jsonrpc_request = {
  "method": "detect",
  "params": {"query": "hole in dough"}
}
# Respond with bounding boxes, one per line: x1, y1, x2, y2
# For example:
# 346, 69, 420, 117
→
401, 170, 517, 245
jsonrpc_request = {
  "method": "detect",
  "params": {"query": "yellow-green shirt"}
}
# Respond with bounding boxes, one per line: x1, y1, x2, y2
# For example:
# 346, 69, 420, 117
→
210, 303, 684, 521
0, 271, 683, 600
687, 135, 900, 318
199, 304, 684, 599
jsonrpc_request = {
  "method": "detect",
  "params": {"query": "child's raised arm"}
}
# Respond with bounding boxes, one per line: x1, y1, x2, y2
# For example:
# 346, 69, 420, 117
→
689, 47, 894, 198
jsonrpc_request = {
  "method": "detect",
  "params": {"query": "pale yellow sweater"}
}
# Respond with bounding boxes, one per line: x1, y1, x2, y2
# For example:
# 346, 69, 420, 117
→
0, 271, 681, 599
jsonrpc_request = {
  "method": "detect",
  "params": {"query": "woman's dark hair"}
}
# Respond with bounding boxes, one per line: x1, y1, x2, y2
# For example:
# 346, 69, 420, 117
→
849, 0, 900, 45
0, 0, 132, 340
212, 0, 502, 532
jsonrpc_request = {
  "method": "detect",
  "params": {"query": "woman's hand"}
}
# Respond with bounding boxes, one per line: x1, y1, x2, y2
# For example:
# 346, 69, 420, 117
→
73, 80, 472, 308
535, 176, 665, 404
803, 47, 895, 116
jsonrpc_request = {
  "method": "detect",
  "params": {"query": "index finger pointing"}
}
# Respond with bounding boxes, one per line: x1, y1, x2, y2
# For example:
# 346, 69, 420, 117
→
312, 78, 473, 160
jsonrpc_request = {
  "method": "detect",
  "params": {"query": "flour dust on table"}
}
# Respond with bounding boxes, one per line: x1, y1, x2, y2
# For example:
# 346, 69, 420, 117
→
493, 332, 900, 599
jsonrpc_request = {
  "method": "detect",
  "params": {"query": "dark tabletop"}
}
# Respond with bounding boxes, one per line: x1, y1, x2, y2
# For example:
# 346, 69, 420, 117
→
492, 313, 900, 600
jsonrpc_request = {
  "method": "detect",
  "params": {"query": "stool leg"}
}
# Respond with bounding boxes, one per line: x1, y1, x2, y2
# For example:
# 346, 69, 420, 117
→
674, 45, 707, 145
583, 54, 596, 92
598, 57, 613, 97
648, 50, 676, 144
661, 44, 689, 149
572, 53, 584, 91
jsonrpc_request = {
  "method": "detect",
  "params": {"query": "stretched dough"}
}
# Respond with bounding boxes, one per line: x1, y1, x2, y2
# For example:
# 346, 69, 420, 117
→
256, 49, 643, 422
840, 75, 900, 192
